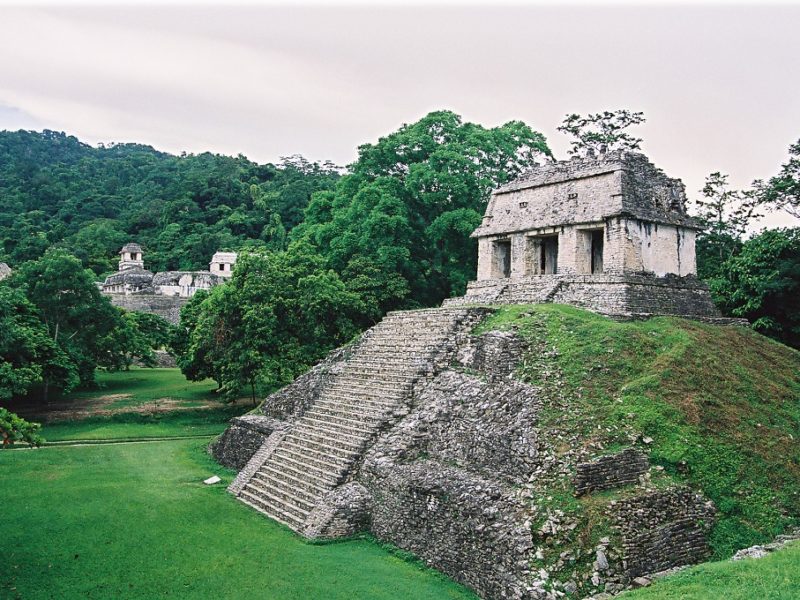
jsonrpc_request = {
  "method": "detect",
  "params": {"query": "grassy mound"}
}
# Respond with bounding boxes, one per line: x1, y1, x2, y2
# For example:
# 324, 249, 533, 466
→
620, 542, 800, 599
481, 305, 800, 559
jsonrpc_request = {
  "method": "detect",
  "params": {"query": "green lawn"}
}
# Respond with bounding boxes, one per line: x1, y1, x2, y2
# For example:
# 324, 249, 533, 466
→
1, 433, 475, 600
620, 542, 800, 600
39, 407, 246, 442
62, 367, 221, 409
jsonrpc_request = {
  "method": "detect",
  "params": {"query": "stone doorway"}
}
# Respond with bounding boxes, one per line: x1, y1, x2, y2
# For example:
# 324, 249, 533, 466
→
539, 235, 559, 274
525, 235, 559, 275
591, 230, 604, 274
492, 240, 512, 278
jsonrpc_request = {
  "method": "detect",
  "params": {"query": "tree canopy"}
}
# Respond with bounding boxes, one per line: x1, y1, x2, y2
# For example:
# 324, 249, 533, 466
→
0, 130, 340, 274
294, 110, 552, 314
176, 245, 364, 402
557, 110, 646, 158
754, 138, 800, 219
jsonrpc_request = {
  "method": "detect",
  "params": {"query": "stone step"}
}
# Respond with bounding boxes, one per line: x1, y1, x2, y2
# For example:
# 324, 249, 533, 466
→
262, 452, 344, 490
251, 467, 329, 504
245, 478, 317, 514
316, 390, 401, 408
261, 450, 342, 487
269, 445, 350, 479
311, 397, 399, 421
337, 369, 418, 382
292, 418, 370, 447
290, 423, 371, 451
322, 381, 408, 399
309, 399, 392, 422
334, 367, 418, 382
364, 341, 449, 351
239, 489, 307, 529
341, 355, 429, 368
299, 413, 376, 437
257, 460, 335, 496
320, 383, 412, 402
284, 430, 365, 459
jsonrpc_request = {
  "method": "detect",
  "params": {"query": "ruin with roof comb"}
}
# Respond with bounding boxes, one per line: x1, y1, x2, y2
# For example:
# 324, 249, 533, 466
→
100, 243, 237, 323
445, 151, 724, 320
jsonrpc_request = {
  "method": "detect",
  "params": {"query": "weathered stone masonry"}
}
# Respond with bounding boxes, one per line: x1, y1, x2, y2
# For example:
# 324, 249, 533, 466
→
213, 314, 717, 599
444, 151, 739, 322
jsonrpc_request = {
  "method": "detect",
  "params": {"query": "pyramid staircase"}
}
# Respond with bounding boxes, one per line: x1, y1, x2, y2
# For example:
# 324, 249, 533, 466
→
230, 308, 482, 533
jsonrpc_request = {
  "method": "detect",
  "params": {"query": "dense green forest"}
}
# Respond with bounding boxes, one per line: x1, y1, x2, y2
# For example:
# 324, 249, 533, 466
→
0, 129, 340, 274
1, 110, 798, 422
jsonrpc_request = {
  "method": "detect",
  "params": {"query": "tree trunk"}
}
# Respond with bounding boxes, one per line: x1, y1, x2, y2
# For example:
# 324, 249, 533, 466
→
43, 321, 60, 406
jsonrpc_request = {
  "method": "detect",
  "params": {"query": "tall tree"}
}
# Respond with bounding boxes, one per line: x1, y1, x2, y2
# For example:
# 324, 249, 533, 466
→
557, 110, 646, 157
177, 246, 364, 403
712, 228, 800, 348
753, 138, 800, 219
0, 286, 78, 402
694, 172, 760, 280
8, 250, 126, 394
295, 110, 552, 310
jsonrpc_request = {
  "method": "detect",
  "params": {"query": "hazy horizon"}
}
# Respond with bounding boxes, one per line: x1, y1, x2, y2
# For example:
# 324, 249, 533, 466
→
1, 4, 798, 228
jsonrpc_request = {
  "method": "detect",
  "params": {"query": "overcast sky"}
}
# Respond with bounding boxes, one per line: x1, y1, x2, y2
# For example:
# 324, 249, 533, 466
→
0, 2, 798, 227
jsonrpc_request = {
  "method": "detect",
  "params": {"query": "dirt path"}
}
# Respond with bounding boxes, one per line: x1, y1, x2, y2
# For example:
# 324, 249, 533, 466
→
7, 434, 218, 449
13, 394, 223, 423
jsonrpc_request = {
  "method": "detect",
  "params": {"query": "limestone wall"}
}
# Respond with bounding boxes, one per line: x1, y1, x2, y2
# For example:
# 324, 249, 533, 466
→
107, 293, 187, 324
612, 488, 716, 577
210, 415, 283, 470
621, 220, 696, 276
364, 462, 534, 599
574, 448, 650, 496
480, 171, 621, 236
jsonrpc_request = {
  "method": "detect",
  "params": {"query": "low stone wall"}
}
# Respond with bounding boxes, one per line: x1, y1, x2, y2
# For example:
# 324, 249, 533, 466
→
107, 293, 188, 324
574, 448, 650, 496
364, 461, 534, 600
611, 487, 716, 577
444, 274, 740, 323
457, 330, 527, 381
209, 415, 283, 470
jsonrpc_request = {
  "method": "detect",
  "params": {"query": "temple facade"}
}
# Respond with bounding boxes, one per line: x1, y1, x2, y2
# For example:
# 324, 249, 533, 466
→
445, 151, 727, 320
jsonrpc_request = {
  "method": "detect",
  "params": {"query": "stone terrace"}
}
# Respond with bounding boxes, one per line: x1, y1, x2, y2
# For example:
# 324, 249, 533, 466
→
228, 308, 486, 533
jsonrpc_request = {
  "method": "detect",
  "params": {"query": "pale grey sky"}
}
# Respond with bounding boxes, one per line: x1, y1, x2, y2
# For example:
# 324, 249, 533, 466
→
0, 3, 798, 227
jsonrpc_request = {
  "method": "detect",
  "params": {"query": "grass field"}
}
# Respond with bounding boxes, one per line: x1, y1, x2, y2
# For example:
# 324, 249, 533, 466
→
1, 431, 475, 600
39, 407, 245, 442
64, 367, 222, 408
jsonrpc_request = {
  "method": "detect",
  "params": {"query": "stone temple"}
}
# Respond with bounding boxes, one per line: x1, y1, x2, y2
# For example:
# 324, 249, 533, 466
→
101, 243, 236, 323
211, 153, 733, 599
444, 151, 722, 319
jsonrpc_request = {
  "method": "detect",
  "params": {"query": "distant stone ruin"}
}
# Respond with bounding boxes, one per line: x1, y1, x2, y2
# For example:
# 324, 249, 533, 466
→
0, 262, 10, 281
100, 244, 236, 323
445, 151, 727, 320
